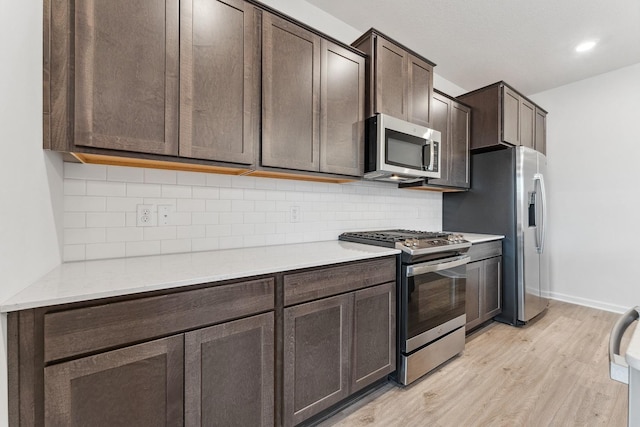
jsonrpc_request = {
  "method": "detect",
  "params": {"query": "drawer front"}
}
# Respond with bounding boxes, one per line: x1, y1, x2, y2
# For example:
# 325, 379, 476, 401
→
44, 278, 274, 362
284, 256, 396, 306
467, 240, 502, 262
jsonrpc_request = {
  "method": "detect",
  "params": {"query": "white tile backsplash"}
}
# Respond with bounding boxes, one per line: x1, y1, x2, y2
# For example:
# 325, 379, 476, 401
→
62, 163, 443, 261
86, 181, 127, 197
107, 165, 144, 183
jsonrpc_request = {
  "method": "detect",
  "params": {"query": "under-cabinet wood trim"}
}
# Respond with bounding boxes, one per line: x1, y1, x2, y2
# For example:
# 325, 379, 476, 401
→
71, 152, 252, 175
71, 153, 358, 183
247, 169, 354, 183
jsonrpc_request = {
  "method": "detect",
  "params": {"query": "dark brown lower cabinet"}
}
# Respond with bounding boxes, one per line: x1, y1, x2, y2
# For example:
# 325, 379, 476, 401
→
185, 312, 274, 427
352, 283, 396, 392
283, 282, 395, 426
42, 313, 276, 427
466, 248, 502, 332
284, 293, 352, 426
44, 335, 185, 426
466, 262, 482, 328
10, 258, 396, 427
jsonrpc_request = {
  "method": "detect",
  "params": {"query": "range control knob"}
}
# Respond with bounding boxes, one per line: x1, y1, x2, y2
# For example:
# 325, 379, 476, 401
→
447, 234, 464, 243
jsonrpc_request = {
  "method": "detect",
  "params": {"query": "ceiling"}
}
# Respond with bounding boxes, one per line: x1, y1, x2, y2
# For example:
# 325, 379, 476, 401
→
306, 0, 640, 95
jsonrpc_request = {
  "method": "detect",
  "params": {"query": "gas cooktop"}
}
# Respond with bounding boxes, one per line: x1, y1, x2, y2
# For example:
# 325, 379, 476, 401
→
338, 229, 470, 257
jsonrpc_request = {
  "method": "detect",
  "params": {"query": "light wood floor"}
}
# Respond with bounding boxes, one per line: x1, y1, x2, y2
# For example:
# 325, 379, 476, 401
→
319, 300, 634, 427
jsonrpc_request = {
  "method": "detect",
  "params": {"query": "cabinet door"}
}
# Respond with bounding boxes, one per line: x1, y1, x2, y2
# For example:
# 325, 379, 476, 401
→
320, 40, 365, 176
449, 102, 471, 188
502, 86, 520, 146
374, 37, 408, 119
44, 335, 184, 426
483, 256, 502, 318
180, 0, 258, 164
520, 98, 536, 149
352, 282, 396, 393
407, 54, 433, 127
185, 313, 274, 427
465, 261, 482, 331
73, 0, 179, 155
535, 107, 547, 154
262, 13, 320, 171
427, 93, 451, 184
283, 294, 352, 426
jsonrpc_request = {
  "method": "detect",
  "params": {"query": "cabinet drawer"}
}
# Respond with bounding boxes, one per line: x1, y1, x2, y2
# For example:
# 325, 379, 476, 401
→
44, 278, 274, 362
284, 257, 396, 306
467, 240, 502, 262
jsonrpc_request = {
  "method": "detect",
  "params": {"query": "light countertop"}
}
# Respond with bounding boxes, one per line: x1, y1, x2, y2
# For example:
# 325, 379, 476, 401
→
1, 241, 399, 313
455, 232, 504, 244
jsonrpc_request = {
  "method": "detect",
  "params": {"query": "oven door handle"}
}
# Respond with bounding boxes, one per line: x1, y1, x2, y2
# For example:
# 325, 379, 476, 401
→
406, 255, 470, 277
609, 306, 640, 384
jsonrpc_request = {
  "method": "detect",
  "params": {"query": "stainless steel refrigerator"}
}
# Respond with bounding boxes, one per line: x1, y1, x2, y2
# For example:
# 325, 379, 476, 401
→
443, 146, 549, 325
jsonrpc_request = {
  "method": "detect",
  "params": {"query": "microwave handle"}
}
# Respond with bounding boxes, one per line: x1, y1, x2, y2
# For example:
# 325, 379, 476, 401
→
422, 143, 434, 171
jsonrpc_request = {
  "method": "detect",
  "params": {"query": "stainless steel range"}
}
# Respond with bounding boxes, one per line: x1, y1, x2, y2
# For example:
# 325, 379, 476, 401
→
339, 229, 471, 385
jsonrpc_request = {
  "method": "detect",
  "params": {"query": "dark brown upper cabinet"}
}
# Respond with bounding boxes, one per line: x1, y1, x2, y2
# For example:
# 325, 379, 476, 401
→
320, 40, 366, 176
427, 90, 471, 189
45, 0, 364, 179
261, 12, 365, 176
458, 82, 547, 153
59, 0, 180, 156
352, 29, 435, 127
179, 0, 259, 165
261, 13, 321, 172
535, 107, 547, 154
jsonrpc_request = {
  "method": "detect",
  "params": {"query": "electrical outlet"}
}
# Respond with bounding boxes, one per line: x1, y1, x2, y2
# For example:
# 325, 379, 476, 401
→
290, 206, 300, 223
136, 204, 155, 227
158, 205, 172, 226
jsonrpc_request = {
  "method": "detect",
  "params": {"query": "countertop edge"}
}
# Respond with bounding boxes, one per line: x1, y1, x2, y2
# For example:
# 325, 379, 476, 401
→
456, 233, 505, 244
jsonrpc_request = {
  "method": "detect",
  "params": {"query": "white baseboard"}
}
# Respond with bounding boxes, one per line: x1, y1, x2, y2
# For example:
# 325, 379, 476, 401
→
547, 291, 631, 314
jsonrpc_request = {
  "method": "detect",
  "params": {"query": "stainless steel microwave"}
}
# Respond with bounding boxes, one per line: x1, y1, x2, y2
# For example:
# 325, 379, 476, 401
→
364, 113, 441, 182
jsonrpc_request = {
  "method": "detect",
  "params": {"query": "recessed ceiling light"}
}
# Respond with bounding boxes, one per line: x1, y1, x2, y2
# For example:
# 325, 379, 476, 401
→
575, 41, 597, 52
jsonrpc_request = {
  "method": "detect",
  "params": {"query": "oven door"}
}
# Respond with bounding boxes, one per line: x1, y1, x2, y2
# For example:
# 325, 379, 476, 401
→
401, 255, 469, 354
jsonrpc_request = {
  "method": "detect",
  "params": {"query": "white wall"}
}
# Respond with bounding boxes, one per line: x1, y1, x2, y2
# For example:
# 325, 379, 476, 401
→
0, 0, 64, 425
433, 75, 468, 97
260, 0, 361, 44
530, 62, 640, 313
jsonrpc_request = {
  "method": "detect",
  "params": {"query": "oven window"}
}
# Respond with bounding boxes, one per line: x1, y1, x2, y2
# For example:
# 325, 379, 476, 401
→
406, 268, 465, 341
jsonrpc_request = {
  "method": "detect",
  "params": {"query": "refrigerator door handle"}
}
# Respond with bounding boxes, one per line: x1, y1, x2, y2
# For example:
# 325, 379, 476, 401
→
534, 173, 547, 253
609, 306, 640, 384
